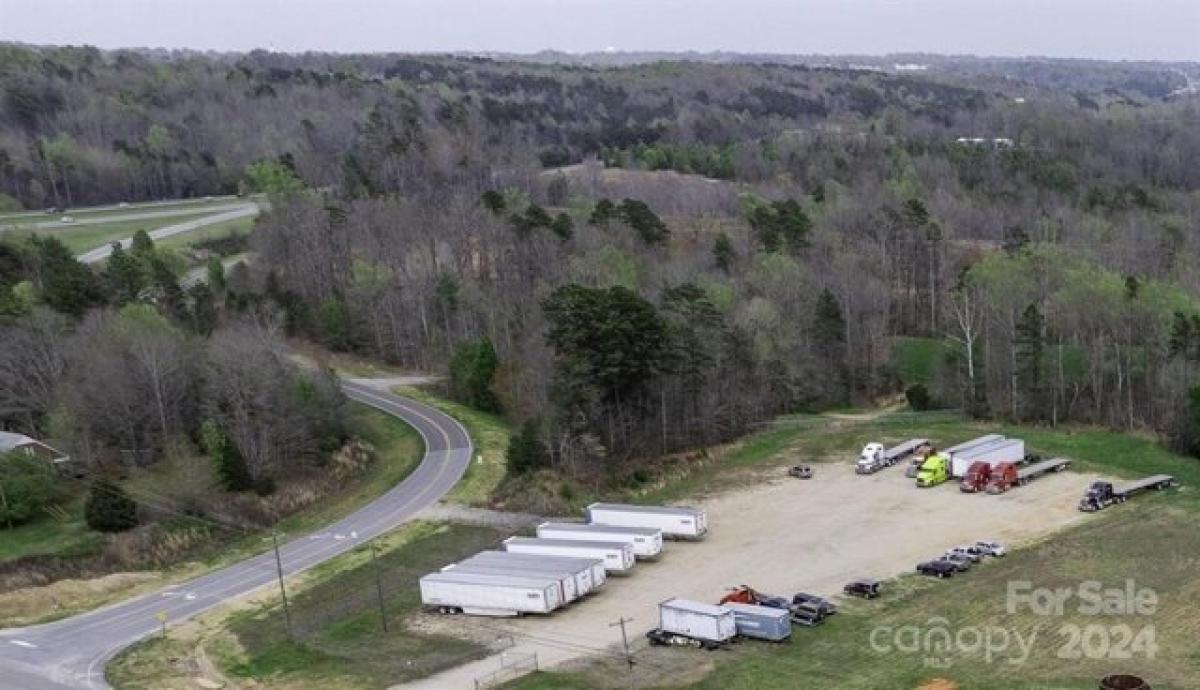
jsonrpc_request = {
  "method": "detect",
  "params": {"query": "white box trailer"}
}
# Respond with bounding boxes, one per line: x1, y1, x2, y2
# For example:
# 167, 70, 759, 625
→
419, 570, 564, 616
950, 438, 1025, 478
536, 522, 663, 559
585, 503, 708, 540
945, 434, 1004, 455
503, 537, 636, 573
659, 598, 737, 643
465, 551, 605, 593
442, 562, 580, 602
723, 602, 792, 641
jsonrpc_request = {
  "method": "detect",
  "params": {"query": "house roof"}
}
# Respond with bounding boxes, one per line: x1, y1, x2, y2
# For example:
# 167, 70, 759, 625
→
0, 431, 34, 452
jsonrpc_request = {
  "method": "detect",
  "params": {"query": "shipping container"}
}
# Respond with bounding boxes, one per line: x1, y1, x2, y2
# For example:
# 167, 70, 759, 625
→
536, 522, 663, 558
442, 562, 580, 602
722, 602, 793, 641
658, 598, 737, 643
465, 550, 605, 593
419, 570, 564, 616
586, 503, 708, 539
503, 537, 636, 573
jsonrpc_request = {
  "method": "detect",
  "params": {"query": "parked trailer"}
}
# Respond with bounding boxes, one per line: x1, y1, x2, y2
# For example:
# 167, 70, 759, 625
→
1079, 475, 1177, 512
536, 522, 663, 559
419, 570, 564, 616
856, 438, 930, 474
945, 434, 1005, 454
722, 602, 792, 641
443, 562, 580, 603
949, 438, 1025, 479
465, 550, 606, 592
586, 503, 708, 540
986, 457, 1070, 494
648, 598, 738, 649
503, 536, 636, 573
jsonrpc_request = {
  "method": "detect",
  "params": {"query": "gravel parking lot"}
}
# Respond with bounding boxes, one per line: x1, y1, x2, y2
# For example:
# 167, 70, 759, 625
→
403, 463, 1099, 689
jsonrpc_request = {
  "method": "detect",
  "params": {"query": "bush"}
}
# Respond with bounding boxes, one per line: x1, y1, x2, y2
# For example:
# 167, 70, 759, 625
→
85, 479, 139, 533
506, 418, 548, 474
905, 383, 936, 411
200, 419, 253, 492
448, 337, 500, 412
0, 451, 56, 526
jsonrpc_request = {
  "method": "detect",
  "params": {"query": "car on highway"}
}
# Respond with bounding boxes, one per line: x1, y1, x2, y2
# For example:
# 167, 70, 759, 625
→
917, 560, 957, 578
975, 540, 1006, 557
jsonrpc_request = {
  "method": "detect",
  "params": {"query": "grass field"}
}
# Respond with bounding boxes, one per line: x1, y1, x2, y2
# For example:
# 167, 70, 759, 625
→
0, 403, 422, 628
391, 385, 511, 506
107, 521, 503, 689
152, 214, 255, 253
0, 499, 101, 562
505, 412, 1200, 690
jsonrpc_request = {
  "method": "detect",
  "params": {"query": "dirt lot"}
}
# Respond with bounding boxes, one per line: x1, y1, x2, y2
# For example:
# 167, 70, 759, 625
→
401, 464, 1100, 689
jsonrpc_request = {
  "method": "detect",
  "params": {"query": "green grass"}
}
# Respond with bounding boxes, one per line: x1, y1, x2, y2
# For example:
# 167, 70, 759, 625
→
108, 521, 504, 689
0, 499, 101, 562
1, 211, 221, 254
392, 385, 511, 506
152, 215, 254, 253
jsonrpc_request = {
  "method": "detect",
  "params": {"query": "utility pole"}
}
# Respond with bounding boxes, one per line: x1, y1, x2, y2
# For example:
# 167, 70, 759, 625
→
370, 540, 389, 632
271, 532, 293, 639
609, 616, 635, 683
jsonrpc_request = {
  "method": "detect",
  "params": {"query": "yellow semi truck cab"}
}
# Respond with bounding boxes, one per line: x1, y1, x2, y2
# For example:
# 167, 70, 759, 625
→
916, 454, 950, 487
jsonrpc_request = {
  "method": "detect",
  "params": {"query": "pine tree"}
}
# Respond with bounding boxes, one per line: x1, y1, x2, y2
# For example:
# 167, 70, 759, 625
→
812, 288, 849, 403
712, 233, 734, 272
506, 418, 547, 474
200, 420, 253, 491
84, 479, 138, 533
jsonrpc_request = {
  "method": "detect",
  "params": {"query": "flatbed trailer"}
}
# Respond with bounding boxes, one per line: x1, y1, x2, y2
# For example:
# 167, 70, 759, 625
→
985, 457, 1071, 494
1017, 457, 1070, 482
1078, 474, 1177, 512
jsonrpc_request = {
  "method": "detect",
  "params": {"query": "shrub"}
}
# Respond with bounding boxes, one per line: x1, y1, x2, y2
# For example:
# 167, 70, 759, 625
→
84, 479, 139, 533
0, 452, 56, 527
905, 383, 935, 411
506, 418, 548, 474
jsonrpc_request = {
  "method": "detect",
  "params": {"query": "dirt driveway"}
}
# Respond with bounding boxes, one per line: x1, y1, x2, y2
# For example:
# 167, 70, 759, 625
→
401, 464, 1099, 689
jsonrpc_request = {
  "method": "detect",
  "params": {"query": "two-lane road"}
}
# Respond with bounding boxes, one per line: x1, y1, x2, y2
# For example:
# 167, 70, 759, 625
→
0, 382, 472, 689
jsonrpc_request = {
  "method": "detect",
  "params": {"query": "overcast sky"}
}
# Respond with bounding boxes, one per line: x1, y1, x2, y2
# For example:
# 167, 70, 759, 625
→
2, 0, 1198, 61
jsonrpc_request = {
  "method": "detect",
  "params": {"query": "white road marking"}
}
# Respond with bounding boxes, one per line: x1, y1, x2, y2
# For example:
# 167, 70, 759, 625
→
9, 640, 36, 648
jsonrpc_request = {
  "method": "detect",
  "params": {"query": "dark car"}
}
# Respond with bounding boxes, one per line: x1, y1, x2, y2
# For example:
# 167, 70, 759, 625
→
788, 464, 814, 479
917, 560, 957, 578
790, 602, 826, 626
792, 592, 838, 616
843, 579, 882, 598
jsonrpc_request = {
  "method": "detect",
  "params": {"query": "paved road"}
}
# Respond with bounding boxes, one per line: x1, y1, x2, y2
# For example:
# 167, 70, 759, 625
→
76, 205, 260, 264
0, 196, 245, 224
0, 382, 473, 689
1, 202, 253, 233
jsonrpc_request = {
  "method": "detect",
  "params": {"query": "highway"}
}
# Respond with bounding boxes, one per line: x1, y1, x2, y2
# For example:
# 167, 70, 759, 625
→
0, 382, 473, 689
75, 204, 260, 264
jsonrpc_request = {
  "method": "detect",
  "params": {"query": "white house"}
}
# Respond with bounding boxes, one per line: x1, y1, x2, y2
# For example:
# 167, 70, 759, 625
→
0, 431, 71, 468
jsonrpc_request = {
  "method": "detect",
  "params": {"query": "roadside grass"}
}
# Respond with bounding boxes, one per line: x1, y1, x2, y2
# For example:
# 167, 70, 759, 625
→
392, 385, 511, 506
108, 521, 504, 689
152, 214, 254, 253
2, 211, 221, 254
0, 499, 101, 562
0, 403, 422, 628
509, 502, 1200, 690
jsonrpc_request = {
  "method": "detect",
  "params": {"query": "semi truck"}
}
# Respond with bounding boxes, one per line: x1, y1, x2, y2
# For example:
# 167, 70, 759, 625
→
947, 438, 1025, 479
419, 570, 564, 616
647, 598, 738, 649
503, 536, 636, 573
1078, 475, 1177, 512
984, 457, 1071, 494
465, 550, 606, 591
586, 503, 708, 540
722, 602, 792, 641
535, 522, 663, 559
856, 438, 931, 474
442, 562, 580, 603
915, 454, 951, 487
906, 434, 1002, 478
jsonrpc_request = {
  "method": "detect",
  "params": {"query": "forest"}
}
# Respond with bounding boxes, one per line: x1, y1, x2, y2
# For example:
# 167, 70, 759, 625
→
2, 44, 1200, 507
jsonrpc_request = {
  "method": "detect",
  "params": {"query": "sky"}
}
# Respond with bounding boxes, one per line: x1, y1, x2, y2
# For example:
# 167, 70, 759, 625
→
2, 0, 1198, 61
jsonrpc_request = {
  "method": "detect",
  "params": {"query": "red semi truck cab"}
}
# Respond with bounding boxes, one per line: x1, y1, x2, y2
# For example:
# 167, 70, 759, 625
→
984, 462, 1018, 494
959, 461, 992, 492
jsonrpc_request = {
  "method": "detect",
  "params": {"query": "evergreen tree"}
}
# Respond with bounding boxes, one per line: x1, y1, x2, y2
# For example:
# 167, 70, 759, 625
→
105, 242, 144, 304
206, 257, 226, 291
712, 233, 734, 272
84, 479, 138, 533
29, 235, 106, 316
200, 419, 253, 491
448, 337, 501, 412
549, 212, 574, 240
480, 189, 506, 214
812, 288, 848, 403
506, 418, 548, 474
617, 199, 669, 245
1015, 303, 1045, 418
589, 198, 615, 225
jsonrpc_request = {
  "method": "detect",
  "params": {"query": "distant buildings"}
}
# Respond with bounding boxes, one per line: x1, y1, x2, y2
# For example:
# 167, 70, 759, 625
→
893, 63, 929, 72
0, 431, 71, 469
955, 137, 1015, 149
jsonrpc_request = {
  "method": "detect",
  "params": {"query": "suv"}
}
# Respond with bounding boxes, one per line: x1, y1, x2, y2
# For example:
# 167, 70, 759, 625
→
792, 592, 837, 616
940, 553, 973, 571
947, 546, 983, 562
917, 560, 957, 578
843, 579, 882, 599
974, 540, 1007, 557
788, 464, 814, 479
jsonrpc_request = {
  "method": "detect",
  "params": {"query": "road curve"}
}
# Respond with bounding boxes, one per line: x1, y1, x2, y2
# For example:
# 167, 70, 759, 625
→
76, 204, 260, 264
0, 382, 473, 689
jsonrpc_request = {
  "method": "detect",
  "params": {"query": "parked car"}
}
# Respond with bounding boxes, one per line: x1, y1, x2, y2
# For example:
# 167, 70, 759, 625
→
789, 601, 826, 626
788, 464, 813, 479
917, 560, 957, 578
843, 579, 881, 598
946, 546, 983, 562
974, 540, 1007, 557
940, 553, 973, 572
791, 592, 837, 616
